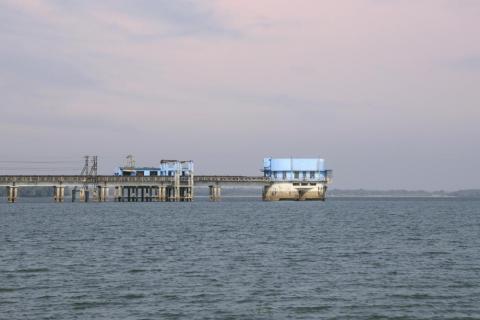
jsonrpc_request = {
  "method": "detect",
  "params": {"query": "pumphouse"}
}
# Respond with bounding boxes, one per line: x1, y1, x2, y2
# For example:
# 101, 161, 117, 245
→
113, 157, 194, 202
114, 157, 194, 177
262, 158, 332, 201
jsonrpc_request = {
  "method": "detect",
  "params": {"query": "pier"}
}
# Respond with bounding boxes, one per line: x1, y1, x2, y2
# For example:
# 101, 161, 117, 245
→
0, 157, 332, 202
0, 175, 270, 203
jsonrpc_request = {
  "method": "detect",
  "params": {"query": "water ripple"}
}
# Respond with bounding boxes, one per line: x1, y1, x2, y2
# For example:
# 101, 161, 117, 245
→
0, 198, 479, 319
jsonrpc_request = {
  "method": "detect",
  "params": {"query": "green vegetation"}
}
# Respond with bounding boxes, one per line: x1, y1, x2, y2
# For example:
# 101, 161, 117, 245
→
328, 189, 480, 198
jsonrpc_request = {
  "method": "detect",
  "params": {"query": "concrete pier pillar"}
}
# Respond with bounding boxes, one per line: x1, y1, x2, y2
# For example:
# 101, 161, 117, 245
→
209, 185, 221, 201
189, 174, 194, 201
151, 186, 157, 202
7, 186, 18, 203
146, 186, 152, 202
114, 186, 123, 202
182, 187, 193, 202
166, 187, 172, 202
53, 185, 65, 202
78, 188, 90, 202
103, 186, 108, 202
97, 186, 102, 202
97, 186, 108, 202
167, 186, 173, 202
172, 172, 180, 202
181, 187, 186, 201
158, 186, 166, 202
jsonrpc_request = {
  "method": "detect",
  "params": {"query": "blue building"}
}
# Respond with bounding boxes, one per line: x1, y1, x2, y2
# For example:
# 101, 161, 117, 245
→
262, 157, 332, 201
263, 158, 330, 182
114, 159, 194, 177
159, 160, 194, 177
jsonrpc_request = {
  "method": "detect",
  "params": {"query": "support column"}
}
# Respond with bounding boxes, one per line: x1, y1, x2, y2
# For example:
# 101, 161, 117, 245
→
189, 174, 194, 202
182, 187, 186, 202
209, 184, 221, 201
54, 185, 65, 203
72, 187, 77, 202
158, 186, 166, 202
97, 185, 102, 202
173, 171, 180, 202
126, 187, 130, 202
166, 186, 171, 202
7, 186, 18, 203
180, 175, 193, 202
146, 186, 152, 202
97, 185, 108, 202
79, 188, 90, 202
114, 186, 123, 202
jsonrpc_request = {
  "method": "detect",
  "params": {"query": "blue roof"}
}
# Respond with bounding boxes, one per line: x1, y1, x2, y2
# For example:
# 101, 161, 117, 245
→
264, 158, 325, 171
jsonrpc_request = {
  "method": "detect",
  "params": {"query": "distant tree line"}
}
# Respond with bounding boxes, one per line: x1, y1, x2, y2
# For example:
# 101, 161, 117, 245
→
328, 189, 480, 198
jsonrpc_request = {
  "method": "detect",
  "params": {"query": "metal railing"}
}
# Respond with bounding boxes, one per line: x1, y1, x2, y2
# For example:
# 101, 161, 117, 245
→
266, 170, 333, 183
0, 175, 269, 185
0, 173, 331, 185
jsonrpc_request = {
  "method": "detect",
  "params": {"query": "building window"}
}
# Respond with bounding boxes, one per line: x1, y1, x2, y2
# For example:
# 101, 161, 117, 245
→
302, 171, 307, 179
310, 171, 315, 179
294, 171, 299, 179
274, 171, 278, 178
283, 172, 287, 180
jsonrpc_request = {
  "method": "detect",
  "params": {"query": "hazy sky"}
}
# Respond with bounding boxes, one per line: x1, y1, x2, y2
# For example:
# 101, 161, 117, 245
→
1, 0, 479, 190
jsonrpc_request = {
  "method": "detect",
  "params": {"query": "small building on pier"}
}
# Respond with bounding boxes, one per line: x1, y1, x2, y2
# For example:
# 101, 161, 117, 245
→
112, 158, 194, 202
262, 158, 332, 201
114, 160, 194, 177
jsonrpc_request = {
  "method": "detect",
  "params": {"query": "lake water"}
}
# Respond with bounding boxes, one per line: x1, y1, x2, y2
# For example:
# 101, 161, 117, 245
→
1, 198, 479, 319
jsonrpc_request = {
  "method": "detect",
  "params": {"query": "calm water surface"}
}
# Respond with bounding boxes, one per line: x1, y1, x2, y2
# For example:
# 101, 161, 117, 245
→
1, 198, 479, 319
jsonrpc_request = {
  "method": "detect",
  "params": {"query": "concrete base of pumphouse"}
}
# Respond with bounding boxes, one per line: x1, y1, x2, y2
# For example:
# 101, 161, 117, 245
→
262, 182, 327, 201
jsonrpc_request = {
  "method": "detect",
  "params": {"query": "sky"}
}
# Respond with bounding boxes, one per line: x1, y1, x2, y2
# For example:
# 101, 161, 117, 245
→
0, 0, 479, 190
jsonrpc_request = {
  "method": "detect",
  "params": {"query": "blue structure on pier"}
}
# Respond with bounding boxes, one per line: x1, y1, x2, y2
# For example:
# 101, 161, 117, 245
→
114, 160, 194, 177
263, 158, 331, 182
159, 160, 194, 176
